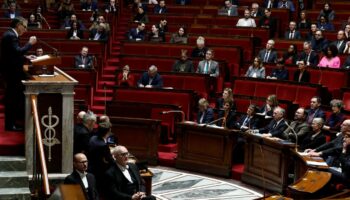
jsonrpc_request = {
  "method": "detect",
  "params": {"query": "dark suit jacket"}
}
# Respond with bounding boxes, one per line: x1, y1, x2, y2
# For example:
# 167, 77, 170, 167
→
311, 38, 329, 52
263, 0, 278, 8
137, 72, 163, 88
258, 49, 277, 63
293, 70, 310, 82
64, 170, 99, 200
197, 108, 214, 124
67, 29, 84, 39
234, 115, 260, 130
258, 119, 287, 138
258, 16, 277, 38
88, 135, 114, 182
172, 59, 194, 73
299, 131, 326, 151
299, 51, 319, 66
0, 29, 32, 80
154, 5, 167, 14
315, 134, 343, 157
75, 55, 94, 69
74, 124, 91, 154
217, 109, 236, 129
306, 108, 326, 124
3, 10, 21, 18
104, 163, 144, 200
331, 40, 346, 54
89, 29, 108, 41
128, 28, 145, 41
284, 30, 301, 40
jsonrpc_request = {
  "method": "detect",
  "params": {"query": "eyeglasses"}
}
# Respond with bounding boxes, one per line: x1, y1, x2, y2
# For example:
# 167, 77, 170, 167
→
119, 152, 129, 157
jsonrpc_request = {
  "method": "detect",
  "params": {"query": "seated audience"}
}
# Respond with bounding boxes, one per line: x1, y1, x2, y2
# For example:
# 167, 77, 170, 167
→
311, 30, 329, 52
175, 0, 191, 5
218, 0, 238, 16
88, 121, 115, 193
128, 22, 146, 41
157, 19, 168, 34
81, 0, 97, 11
217, 100, 236, 129
64, 153, 99, 200
67, 21, 84, 40
344, 41, 350, 54
245, 57, 265, 78
216, 88, 235, 113
299, 41, 319, 66
89, 15, 110, 33
104, 0, 118, 14
305, 23, 318, 41
61, 14, 86, 30
294, 60, 310, 83
323, 99, 346, 138
317, 15, 334, 31
306, 96, 326, 124
297, 10, 311, 29
317, 2, 335, 22
318, 45, 340, 68
236, 9, 256, 27
57, 0, 75, 20
172, 49, 194, 73
258, 8, 277, 38
153, 0, 166, 14
117, 65, 135, 87
254, 107, 288, 139
234, 104, 260, 131
282, 44, 298, 65
191, 36, 208, 58
299, 118, 326, 151
197, 98, 214, 124
196, 49, 219, 77
75, 46, 94, 69
36, 47, 44, 57
342, 54, 350, 69
4, 2, 21, 19
258, 94, 279, 117
258, 39, 277, 63
105, 145, 156, 200
133, 6, 149, 23
282, 107, 310, 142
344, 24, 350, 40
147, 24, 165, 42
74, 111, 97, 154
266, 59, 289, 80
263, 0, 278, 9
277, 0, 295, 12
138, 65, 163, 88
250, 2, 263, 17
331, 30, 347, 53
170, 26, 188, 44
89, 23, 109, 41
284, 21, 301, 40
27, 14, 41, 29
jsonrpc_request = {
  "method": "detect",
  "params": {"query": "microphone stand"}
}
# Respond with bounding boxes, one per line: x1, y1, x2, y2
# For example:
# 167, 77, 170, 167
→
284, 121, 298, 152
160, 110, 185, 122
38, 13, 51, 29
37, 37, 59, 56
204, 117, 225, 127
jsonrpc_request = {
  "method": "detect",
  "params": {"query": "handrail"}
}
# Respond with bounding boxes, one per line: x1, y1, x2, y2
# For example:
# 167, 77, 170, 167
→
31, 94, 50, 196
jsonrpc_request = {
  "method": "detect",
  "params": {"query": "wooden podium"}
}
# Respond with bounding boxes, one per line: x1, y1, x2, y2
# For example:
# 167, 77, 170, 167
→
29, 54, 61, 75
23, 67, 78, 174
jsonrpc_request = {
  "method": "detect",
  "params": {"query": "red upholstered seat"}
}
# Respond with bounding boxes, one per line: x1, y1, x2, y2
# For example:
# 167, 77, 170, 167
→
295, 86, 318, 107
342, 92, 350, 112
254, 82, 277, 98
276, 84, 297, 102
233, 79, 256, 96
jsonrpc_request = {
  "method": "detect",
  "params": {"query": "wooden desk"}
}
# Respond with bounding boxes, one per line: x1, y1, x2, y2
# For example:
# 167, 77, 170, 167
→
175, 122, 240, 177
140, 169, 153, 196
241, 133, 295, 193
110, 117, 161, 165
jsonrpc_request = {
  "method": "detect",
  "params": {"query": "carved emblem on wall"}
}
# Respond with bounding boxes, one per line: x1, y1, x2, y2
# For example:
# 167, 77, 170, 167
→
41, 107, 60, 162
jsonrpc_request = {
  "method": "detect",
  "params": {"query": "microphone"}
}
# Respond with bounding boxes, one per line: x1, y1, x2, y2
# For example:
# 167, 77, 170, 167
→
160, 110, 185, 122
203, 117, 225, 127
284, 121, 298, 152
37, 38, 58, 56
37, 13, 51, 29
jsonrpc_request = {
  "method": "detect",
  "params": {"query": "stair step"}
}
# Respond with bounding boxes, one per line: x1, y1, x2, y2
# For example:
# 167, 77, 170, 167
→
0, 156, 26, 171
0, 187, 31, 200
102, 74, 116, 79
91, 105, 106, 113
104, 66, 118, 71
95, 89, 113, 94
158, 144, 177, 153
94, 96, 113, 102
98, 81, 115, 86
231, 164, 244, 181
0, 171, 28, 188
158, 152, 177, 167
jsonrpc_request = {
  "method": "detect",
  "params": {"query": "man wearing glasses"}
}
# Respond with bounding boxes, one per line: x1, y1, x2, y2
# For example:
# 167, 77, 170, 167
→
105, 145, 156, 200
0, 17, 37, 131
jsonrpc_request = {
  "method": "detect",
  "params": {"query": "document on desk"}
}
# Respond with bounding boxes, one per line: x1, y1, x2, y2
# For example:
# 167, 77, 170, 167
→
306, 161, 328, 167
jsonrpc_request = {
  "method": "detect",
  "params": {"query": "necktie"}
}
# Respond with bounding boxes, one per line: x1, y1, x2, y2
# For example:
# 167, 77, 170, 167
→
267, 1, 271, 8
204, 61, 209, 74
282, 3, 287, 8
273, 121, 277, 129
338, 41, 342, 50
264, 51, 269, 62
290, 31, 294, 39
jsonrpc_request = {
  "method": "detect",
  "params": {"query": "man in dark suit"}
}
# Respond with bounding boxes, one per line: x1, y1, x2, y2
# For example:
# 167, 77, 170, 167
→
172, 49, 194, 73
254, 106, 287, 139
64, 153, 99, 200
293, 60, 310, 83
0, 17, 37, 131
128, 22, 146, 41
263, 0, 278, 8
153, 0, 167, 14
75, 46, 94, 69
197, 98, 214, 124
284, 21, 301, 40
258, 39, 278, 63
277, 0, 295, 12
311, 30, 329, 52
234, 104, 260, 131
331, 30, 347, 54
89, 23, 108, 41
218, 0, 238, 16
74, 111, 97, 154
4, 2, 21, 19
137, 65, 163, 88
299, 41, 319, 66
250, 3, 263, 18
306, 96, 326, 124
104, 145, 156, 200
88, 121, 114, 192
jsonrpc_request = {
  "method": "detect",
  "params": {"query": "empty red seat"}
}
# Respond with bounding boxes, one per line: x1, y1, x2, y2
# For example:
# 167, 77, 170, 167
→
233, 79, 256, 96
276, 84, 297, 102
254, 82, 277, 98
295, 86, 319, 107
343, 92, 350, 112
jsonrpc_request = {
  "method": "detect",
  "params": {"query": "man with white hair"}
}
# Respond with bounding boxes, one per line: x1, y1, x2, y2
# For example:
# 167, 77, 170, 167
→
191, 36, 208, 58
105, 145, 156, 200
252, 107, 287, 139
137, 65, 163, 88
258, 39, 278, 63
74, 111, 97, 154
284, 21, 301, 40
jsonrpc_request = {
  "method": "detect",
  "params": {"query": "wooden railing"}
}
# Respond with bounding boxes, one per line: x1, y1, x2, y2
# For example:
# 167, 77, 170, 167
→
31, 94, 50, 197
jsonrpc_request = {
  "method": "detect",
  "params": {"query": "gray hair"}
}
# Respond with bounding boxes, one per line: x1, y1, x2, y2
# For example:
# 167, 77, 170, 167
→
149, 65, 157, 73
330, 99, 343, 109
312, 118, 324, 127
83, 110, 97, 124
